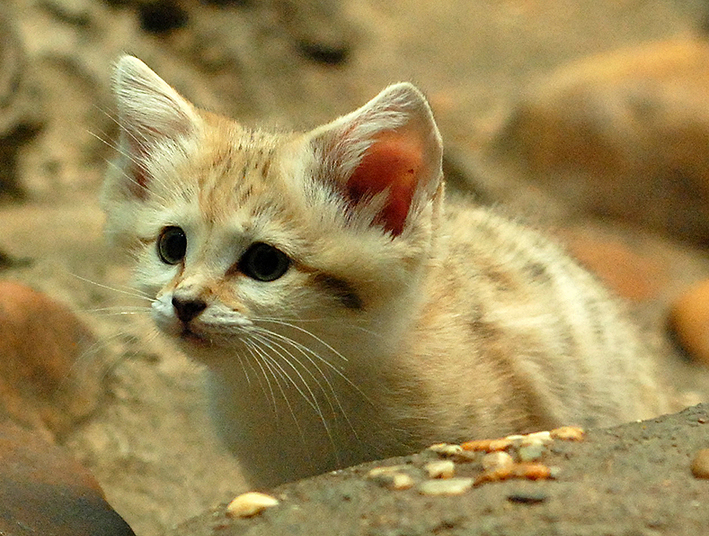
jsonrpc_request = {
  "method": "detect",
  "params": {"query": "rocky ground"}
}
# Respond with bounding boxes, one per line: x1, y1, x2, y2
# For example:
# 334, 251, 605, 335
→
1, 0, 709, 534
171, 404, 709, 536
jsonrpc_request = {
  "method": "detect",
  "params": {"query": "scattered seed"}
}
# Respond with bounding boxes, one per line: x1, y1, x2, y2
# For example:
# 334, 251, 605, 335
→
428, 443, 464, 457
419, 477, 474, 496
391, 473, 416, 490
474, 463, 554, 486
226, 492, 279, 518
425, 460, 455, 479
550, 426, 585, 441
461, 438, 513, 452
481, 451, 514, 471
518, 444, 545, 462
521, 431, 552, 447
504, 434, 525, 448
691, 449, 709, 479
373, 472, 416, 490
367, 466, 415, 490
367, 465, 407, 478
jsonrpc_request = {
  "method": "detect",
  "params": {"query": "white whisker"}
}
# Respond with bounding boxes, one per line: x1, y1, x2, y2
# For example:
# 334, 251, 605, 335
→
81, 306, 151, 317
254, 318, 350, 363
252, 327, 342, 407
249, 332, 323, 417
242, 339, 278, 413
244, 338, 311, 452
69, 273, 155, 303
253, 314, 383, 338
252, 322, 372, 406
252, 326, 363, 444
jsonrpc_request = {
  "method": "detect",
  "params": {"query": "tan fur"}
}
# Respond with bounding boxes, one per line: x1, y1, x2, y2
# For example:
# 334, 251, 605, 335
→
102, 56, 665, 488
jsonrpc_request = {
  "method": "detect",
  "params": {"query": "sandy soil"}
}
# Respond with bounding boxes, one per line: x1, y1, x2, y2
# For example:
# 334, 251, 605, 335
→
1, 1, 709, 534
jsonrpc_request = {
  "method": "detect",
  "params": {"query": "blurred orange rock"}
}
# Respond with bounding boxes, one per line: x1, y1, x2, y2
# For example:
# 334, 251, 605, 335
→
0, 420, 135, 535
486, 38, 709, 245
563, 232, 668, 302
669, 278, 709, 366
0, 280, 103, 440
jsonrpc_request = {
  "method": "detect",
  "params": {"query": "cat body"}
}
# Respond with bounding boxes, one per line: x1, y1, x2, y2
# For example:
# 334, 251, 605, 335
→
102, 56, 662, 488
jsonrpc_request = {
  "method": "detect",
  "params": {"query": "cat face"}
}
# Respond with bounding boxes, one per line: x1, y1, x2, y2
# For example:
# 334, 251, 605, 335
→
102, 56, 444, 368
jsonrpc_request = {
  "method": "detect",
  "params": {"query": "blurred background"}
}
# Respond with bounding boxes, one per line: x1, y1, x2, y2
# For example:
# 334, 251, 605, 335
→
2, 1, 709, 534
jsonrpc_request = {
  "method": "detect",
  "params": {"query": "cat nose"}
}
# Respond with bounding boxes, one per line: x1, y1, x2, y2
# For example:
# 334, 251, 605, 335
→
172, 294, 207, 323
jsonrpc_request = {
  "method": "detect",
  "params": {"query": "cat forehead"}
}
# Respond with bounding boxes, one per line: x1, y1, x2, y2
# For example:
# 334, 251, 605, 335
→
160, 123, 311, 232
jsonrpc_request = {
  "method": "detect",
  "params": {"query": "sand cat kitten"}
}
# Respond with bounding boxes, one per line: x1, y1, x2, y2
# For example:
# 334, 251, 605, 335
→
102, 56, 663, 488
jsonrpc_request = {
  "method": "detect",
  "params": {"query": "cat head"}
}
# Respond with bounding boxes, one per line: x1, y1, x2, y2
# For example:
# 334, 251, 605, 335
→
102, 55, 444, 364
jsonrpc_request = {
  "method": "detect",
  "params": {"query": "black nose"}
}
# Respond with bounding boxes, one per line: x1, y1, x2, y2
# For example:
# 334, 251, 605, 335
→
172, 295, 207, 323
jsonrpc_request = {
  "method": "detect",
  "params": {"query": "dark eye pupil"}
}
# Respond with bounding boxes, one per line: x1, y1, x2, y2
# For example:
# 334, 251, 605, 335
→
240, 243, 290, 282
157, 226, 187, 264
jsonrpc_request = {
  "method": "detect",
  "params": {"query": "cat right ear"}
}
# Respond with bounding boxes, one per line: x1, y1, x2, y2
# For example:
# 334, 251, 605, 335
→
308, 83, 443, 237
111, 55, 200, 198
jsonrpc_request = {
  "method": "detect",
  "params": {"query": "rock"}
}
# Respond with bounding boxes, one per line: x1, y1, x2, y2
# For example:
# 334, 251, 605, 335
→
690, 449, 709, 479
669, 278, 709, 366
0, 420, 135, 535
484, 38, 709, 245
0, 4, 43, 199
137, 0, 188, 34
272, 0, 353, 65
169, 405, 709, 536
563, 230, 669, 302
0, 248, 31, 270
0, 281, 104, 440
40, 0, 93, 25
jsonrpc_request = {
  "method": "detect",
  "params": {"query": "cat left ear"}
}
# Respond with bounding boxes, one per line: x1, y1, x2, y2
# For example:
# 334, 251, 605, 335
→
310, 83, 443, 237
112, 55, 200, 197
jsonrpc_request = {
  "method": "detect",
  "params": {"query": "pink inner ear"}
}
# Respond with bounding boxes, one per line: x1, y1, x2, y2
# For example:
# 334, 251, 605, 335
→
346, 131, 424, 236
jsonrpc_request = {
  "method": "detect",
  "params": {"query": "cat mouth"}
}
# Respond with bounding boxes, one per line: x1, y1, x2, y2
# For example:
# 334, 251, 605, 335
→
179, 326, 211, 346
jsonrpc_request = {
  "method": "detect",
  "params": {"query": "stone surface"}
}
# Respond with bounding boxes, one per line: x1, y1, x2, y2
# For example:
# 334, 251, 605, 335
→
169, 405, 709, 536
481, 37, 709, 245
0, 420, 135, 535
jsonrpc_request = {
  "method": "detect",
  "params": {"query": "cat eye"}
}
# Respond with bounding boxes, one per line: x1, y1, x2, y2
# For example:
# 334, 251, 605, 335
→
157, 226, 187, 265
239, 243, 290, 282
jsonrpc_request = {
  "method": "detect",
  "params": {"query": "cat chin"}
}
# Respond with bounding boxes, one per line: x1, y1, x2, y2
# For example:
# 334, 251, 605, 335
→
171, 333, 227, 364
177, 327, 212, 347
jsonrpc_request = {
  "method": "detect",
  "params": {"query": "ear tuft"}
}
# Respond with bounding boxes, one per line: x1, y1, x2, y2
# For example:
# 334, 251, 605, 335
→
111, 55, 199, 197
113, 55, 198, 143
311, 83, 443, 236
